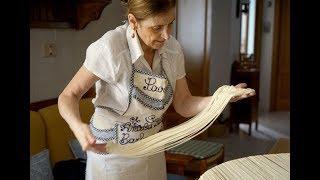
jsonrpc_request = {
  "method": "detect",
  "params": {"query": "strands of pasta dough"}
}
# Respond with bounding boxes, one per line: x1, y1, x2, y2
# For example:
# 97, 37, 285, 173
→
107, 85, 254, 158
199, 153, 290, 180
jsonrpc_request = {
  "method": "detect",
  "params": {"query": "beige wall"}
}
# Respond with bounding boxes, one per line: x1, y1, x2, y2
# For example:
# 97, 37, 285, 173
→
259, 0, 275, 113
30, 0, 124, 102
209, 0, 241, 117
209, 0, 240, 93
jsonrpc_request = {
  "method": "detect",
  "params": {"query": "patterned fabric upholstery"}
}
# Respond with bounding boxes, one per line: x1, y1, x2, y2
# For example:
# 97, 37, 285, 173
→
167, 140, 223, 159
68, 139, 87, 160
30, 149, 54, 180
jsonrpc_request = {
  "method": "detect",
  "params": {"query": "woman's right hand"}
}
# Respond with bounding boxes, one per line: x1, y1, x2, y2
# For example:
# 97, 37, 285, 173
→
70, 122, 108, 153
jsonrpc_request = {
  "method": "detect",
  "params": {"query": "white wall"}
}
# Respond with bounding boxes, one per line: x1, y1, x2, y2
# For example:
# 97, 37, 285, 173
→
259, 0, 275, 113
30, 0, 125, 102
209, 0, 241, 117
175, 0, 208, 101
209, 0, 240, 93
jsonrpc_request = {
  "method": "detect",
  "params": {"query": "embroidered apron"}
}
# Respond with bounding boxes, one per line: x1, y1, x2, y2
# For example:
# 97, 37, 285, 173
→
86, 59, 173, 180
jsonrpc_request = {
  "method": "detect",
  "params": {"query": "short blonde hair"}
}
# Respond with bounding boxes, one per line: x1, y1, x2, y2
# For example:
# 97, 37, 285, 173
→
122, 0, 176, 20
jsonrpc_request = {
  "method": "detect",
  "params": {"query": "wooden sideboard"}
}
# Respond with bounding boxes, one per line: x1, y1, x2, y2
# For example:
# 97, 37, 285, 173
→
229, 59, 260, 135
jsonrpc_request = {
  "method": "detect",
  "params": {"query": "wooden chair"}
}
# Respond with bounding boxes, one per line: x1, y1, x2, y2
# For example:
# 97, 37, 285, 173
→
165, 140, 224, 176
163, 108, 225, 177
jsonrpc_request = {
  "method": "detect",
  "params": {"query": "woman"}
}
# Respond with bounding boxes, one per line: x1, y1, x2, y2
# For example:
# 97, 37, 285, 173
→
58, 0, 255, 179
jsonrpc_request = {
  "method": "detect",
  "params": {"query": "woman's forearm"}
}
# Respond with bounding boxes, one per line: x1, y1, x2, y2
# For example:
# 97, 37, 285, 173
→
58, 93, 83, 130
57, 66, 99, 131
177, 95, 212, 118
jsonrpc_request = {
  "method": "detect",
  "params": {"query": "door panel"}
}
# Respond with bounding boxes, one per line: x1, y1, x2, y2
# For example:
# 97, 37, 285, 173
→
271, 0, 290, 111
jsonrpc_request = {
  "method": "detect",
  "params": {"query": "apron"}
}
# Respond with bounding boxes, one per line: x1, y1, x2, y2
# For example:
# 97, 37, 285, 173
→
86, 58, 173, 180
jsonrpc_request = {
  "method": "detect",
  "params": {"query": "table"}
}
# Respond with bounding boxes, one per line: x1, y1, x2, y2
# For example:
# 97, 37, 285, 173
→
199, 153, 290, 180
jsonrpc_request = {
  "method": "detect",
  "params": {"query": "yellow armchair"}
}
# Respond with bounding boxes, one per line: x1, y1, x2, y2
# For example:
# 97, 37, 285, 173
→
30, 111, 47, 156
30, 98, 94, 166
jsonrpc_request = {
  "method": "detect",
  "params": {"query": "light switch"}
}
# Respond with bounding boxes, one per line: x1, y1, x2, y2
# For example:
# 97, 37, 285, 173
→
43, 43, 57, 57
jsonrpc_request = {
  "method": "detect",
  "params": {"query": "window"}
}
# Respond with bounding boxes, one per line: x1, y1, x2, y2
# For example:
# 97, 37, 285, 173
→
240, 0, 256, 57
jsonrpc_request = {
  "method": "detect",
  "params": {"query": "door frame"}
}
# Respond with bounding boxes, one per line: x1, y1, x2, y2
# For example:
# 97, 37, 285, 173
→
270, 0, 280, 111
254, 0, 264, 68
270, 0, 290, 111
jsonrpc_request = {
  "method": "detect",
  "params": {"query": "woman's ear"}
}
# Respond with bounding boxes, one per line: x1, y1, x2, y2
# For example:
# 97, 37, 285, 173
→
128, 13, 138, 30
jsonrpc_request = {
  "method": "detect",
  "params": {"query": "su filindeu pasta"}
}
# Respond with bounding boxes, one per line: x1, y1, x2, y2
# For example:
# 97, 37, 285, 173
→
106, 85, 255, 158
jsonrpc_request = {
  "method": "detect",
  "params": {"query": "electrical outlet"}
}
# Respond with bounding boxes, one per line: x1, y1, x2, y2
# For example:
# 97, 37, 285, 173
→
43, 43, 57, 57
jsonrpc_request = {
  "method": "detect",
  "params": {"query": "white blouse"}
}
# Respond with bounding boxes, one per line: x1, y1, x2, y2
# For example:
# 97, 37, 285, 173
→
83, 23, 186, 115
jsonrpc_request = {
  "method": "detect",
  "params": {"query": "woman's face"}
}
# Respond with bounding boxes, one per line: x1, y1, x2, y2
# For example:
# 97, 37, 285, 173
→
130, 8, 176, 50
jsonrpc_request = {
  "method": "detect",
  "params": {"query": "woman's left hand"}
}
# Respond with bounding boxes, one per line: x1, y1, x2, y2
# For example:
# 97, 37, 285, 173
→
230, 83, 256, 103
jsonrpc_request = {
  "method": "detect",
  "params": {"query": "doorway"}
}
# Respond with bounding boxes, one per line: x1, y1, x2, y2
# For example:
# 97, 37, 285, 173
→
270, 0, 290, 111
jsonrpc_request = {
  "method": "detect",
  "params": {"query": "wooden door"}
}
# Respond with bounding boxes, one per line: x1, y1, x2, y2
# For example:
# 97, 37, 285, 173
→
270, 0, 290, 111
